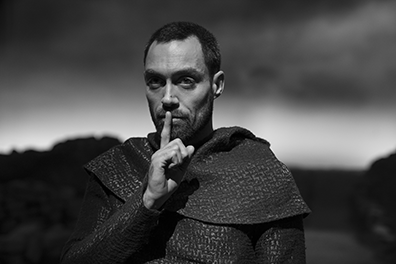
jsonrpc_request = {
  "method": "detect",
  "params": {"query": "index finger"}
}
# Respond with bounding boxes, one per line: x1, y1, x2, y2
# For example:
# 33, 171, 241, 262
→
160, 111, 172, 148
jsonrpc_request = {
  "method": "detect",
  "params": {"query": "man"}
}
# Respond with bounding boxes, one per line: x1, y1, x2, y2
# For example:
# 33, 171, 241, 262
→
61, 21, 311, 263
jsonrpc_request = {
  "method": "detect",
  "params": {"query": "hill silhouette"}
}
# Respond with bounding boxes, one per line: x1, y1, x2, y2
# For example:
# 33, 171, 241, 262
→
0, 136, 122, 195
0, 136, 121, 263
352, 151, 396, 263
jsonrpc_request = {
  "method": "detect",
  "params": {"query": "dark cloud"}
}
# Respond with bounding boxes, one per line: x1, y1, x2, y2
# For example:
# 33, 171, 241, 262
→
2, 0, 396, 107
216, 0, 396, 107
297, 72, 370, 104
3, 0, 371, 51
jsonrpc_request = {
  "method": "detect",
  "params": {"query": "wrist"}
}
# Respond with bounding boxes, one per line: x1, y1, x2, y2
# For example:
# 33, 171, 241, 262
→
143, 190, 162, 210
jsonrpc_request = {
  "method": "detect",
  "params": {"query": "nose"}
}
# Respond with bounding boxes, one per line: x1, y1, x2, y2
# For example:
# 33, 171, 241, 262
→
161, 82, 179, 111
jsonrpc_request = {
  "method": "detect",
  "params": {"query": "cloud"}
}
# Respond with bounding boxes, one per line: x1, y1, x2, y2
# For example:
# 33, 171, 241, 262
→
4, 0, 396, 107
217, 1, 396, 106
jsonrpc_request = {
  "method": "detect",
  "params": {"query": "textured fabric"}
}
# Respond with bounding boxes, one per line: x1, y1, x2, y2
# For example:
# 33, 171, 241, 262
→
61, 126, 310, 263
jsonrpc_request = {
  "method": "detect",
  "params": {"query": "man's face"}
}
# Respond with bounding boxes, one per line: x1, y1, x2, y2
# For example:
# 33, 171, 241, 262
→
144, 37, 216, 145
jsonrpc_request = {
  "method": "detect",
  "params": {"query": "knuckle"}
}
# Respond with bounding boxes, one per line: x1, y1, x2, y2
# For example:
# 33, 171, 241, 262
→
173, 138, 182, 145
170, 149, 179, 158
168, 143, 180, 151
169, 149, 175, 156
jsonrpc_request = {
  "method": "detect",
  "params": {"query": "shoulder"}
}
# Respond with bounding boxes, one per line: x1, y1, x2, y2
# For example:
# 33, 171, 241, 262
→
84, 137, 149, 172
83, 137, 152, 200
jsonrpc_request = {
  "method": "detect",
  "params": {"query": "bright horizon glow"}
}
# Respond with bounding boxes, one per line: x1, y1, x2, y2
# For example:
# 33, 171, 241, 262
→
214, 99, 396, 170
1, 95, 394, 170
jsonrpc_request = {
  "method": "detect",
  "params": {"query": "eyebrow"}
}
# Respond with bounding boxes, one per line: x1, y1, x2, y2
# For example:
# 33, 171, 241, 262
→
144, 68, 205, 79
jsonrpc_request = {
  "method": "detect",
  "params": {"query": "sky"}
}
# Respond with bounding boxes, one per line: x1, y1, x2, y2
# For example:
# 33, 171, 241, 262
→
1, 0, 395, 169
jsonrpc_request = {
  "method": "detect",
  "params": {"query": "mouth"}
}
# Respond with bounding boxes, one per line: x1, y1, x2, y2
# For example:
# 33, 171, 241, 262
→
158, 115, 185, 120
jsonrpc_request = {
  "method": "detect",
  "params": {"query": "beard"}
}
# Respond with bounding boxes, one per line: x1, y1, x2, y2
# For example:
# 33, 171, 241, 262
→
150, 98, 214, 145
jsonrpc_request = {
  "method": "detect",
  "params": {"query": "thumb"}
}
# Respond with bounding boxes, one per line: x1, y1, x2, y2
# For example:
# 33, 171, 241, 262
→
186, 145, 195, 158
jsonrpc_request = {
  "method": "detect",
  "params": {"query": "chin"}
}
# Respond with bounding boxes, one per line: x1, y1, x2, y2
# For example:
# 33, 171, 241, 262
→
170, 125, 194, 143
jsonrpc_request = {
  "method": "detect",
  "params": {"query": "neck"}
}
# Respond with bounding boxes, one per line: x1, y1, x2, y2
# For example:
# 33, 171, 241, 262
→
189, 127, 214, 148
186, 118, 215, 147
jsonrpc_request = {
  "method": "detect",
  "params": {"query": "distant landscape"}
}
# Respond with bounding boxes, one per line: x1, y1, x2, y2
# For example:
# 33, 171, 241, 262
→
0, 136, 394, 264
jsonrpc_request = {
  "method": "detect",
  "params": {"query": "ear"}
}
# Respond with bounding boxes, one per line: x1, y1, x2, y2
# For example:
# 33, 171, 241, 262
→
212, 71, 225, 99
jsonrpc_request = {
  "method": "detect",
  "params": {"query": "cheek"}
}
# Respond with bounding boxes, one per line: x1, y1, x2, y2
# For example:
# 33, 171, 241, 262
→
190, 93, 212, 117
197, 90, 213, 108
146, 95, 160, 110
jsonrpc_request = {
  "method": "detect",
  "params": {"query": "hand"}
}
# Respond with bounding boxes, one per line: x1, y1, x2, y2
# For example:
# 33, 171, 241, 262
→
143, 111, 195, 210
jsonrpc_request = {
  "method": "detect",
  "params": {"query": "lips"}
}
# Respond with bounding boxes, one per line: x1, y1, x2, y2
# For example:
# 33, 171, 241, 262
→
158, 115, 184, 119
157, 113, 186, 120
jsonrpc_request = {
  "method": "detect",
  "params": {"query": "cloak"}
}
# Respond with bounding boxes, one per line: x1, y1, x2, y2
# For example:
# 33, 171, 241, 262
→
85, 126, 310, 225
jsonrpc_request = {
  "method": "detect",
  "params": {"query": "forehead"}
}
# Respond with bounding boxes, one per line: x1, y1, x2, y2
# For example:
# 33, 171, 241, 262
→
145, 37, 207, 74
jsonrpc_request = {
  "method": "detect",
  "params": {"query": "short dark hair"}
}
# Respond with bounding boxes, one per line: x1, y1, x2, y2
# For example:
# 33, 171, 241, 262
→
143, 21, 221, 77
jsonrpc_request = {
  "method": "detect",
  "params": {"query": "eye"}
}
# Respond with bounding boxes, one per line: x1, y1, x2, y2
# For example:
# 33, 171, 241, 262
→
178, 77, 196, 89
146, 77, 164, 90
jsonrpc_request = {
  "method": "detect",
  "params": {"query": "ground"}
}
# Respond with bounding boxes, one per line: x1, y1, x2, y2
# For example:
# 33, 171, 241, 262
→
306, 229, 379, 264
